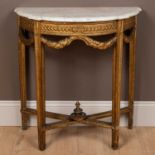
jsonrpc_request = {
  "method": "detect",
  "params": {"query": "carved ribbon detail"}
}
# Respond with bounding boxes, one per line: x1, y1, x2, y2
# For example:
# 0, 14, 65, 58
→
41, 36, 117, 50
124, 28, 135, 43
19, 29, 34, 46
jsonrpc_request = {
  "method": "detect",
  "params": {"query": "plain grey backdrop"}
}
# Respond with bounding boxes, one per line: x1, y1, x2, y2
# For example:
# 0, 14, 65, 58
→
0, 0, 154, 101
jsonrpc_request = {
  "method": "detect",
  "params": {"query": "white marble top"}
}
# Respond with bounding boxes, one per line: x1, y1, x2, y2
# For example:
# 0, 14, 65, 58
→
14, 7, 142, 22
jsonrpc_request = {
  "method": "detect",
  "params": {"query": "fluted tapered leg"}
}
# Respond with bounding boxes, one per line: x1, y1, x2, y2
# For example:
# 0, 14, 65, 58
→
112, 20, 124, 149
34, 22, 46, 151
128, 24, 136, 129
18, 33, 29, 130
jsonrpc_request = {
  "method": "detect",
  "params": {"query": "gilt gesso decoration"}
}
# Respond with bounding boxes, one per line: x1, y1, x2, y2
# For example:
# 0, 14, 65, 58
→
15, 7, 141, 150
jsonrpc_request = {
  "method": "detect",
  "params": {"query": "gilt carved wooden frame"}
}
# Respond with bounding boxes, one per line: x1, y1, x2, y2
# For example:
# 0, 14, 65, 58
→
18, 15, 136, 150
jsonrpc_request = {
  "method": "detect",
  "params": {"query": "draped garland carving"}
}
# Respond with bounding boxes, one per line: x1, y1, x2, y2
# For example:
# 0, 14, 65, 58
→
41, 36, 117, 50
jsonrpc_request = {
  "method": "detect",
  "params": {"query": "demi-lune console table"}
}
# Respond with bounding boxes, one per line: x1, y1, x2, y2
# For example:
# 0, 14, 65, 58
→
15, 7, 141, 150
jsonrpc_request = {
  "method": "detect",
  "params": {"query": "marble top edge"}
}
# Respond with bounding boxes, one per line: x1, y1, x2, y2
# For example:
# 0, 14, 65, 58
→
14, 7, 142, 22
14, 7, 142, 10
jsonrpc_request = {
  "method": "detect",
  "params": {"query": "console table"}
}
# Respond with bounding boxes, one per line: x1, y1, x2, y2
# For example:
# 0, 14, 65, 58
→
15, 7, 141, 150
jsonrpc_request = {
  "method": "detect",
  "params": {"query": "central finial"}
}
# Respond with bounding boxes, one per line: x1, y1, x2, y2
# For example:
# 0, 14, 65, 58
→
74, 101, 82, 114
70, 101, 86, 121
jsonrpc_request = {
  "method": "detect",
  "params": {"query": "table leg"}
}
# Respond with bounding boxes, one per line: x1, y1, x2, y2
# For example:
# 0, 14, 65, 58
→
112, 20, 124, 149
34, 22, 46, 150
128, 24, 136, 129
18, 36, 29, 130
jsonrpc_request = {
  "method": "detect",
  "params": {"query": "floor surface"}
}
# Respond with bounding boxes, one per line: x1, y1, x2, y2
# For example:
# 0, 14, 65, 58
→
0, 127, 154, 155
